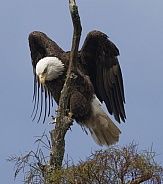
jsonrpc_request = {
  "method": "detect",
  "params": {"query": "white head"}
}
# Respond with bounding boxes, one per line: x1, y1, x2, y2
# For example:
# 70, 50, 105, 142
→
36, 57, 64, 85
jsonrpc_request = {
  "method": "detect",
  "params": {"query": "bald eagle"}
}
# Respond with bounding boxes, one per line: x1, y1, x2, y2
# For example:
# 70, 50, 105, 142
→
28, 30, 126, 146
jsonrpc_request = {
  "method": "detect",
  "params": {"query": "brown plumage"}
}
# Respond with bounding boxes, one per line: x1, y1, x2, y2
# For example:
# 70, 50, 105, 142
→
28, 30, 126, 146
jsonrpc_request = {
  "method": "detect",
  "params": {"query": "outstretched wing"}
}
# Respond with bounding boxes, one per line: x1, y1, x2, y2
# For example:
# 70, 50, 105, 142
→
80, 30, 126, 123
28, 31, 64, 123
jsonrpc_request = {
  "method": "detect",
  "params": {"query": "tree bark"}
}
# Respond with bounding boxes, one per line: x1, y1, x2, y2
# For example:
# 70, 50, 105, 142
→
43, 0, 82, 183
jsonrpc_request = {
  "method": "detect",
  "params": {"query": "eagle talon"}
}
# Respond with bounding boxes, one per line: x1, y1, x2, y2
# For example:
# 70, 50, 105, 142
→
49, 116, 57, 124
68, 112, 73, 118
49, 121, 56, 124
51, 115, 55, 120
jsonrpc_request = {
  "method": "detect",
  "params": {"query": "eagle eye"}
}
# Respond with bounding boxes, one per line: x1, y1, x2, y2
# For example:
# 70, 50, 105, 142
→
43, 67, 47, 74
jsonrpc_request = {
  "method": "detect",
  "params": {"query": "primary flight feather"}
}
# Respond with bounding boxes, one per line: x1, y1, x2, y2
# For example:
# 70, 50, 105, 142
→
28, 30, 126, 146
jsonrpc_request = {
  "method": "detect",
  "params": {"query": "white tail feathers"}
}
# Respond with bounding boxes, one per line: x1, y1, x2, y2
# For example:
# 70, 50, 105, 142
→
84, 95, 121, 146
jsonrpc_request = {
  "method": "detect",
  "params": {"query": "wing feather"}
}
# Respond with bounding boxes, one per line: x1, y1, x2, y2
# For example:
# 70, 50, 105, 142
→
47, 88, 51, 117
28, 31, 64, 123
32, 79, 40, 122
80, 30, 126, 123
37, 84, 44, 123
31, 74, 37, 118
29, 30, 126, 123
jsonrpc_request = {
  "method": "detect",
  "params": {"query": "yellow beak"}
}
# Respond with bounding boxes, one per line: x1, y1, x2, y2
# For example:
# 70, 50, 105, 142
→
39, 74, 46, 85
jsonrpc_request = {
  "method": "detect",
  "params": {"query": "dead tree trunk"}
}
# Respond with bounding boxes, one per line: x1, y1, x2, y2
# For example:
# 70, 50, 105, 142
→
43, 0, 82, 183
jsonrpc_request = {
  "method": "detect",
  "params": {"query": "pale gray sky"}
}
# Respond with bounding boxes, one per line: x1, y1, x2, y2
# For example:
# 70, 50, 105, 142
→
0, 1, 163, 183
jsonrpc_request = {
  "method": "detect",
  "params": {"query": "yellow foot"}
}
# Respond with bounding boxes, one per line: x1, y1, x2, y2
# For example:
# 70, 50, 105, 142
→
68, 112, 73, 118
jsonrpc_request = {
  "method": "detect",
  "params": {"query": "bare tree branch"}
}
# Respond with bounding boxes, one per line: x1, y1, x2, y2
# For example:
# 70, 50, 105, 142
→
47, 0, 82, 172
128, 172, 153, 184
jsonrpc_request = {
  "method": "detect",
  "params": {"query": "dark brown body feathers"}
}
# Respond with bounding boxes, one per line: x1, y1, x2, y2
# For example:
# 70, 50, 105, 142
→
28, 30, 126, 146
